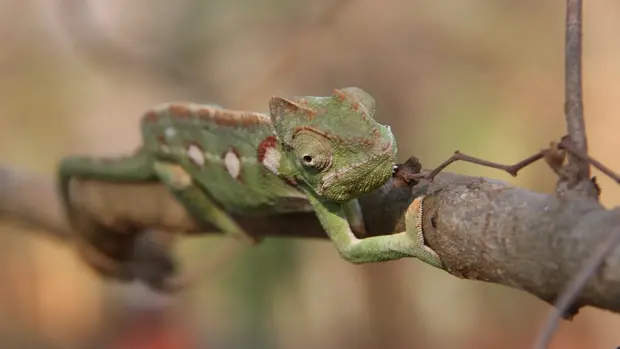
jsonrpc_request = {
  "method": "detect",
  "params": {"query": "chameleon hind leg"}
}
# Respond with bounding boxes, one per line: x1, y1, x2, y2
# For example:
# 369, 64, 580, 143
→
304, 189, 443, 269
58, 150, 159, 280
152, 162, 257, 245
151, 162, 256, 292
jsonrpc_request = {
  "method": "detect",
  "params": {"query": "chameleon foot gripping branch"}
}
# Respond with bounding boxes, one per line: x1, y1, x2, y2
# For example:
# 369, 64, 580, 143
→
58, 87, 445, 292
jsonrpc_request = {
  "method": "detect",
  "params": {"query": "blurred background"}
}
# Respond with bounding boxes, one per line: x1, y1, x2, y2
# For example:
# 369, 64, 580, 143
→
0, 0, 619, 348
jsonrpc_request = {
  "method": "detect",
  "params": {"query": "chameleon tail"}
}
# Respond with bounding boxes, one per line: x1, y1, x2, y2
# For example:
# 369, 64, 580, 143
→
58, 148, 157, 185
57, 148, 157, 220
57, 148, 158, 279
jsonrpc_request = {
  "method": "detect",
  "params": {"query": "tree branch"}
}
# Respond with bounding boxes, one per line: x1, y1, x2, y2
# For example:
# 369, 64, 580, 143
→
531, 226, 620, 349
532, 3, 604, 347
564, 0, 589, 183
2, 162, 620, 316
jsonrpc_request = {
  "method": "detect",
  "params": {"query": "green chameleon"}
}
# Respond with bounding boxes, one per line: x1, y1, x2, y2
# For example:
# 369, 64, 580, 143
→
58, 87, 443, 290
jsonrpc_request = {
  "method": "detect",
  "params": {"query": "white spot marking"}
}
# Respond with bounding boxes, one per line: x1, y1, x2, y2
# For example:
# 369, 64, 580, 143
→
165, 127, 176, 138
187, 144, 205, 166
262, 147, 281, 175
224, 150, 241, 179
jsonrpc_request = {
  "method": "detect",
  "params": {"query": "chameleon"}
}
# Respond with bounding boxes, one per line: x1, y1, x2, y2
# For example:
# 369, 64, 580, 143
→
58, 87, 443, 291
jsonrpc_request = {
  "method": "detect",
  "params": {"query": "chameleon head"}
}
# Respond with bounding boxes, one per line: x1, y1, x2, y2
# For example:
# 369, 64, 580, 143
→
269, 87, 397, 202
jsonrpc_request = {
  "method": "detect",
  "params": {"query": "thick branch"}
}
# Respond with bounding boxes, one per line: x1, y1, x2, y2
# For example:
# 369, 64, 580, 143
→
415, 176, 620, 314
1, 164, 620, 314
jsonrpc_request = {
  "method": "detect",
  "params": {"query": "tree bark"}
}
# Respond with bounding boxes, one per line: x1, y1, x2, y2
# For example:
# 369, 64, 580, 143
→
1, 163, 618, 315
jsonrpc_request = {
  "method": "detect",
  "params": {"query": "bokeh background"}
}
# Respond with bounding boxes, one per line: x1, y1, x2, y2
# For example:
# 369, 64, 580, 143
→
1, 0, 619, 348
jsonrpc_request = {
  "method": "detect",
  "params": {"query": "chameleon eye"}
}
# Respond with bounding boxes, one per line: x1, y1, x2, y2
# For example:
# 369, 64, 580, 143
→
292, 130, 332, 171
298, 151, 330, 170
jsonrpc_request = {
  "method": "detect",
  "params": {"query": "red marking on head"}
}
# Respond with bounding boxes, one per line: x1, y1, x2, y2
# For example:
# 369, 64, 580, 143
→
257, 136, 278, 162
144, 110, 158, 122
169, 104, 192, 118
333, 89, 347, 101
271, 96, 318, 120
352, 102, 360, 111
304, 108, 317, 120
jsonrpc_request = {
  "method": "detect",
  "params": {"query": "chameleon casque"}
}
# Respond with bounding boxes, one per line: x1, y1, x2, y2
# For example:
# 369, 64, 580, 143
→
59, 87, 442, 292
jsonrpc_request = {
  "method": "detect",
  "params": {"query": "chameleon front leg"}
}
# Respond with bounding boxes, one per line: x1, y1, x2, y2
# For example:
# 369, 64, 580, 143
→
304, 189, 443, 269
343, 199, 367, 237
399, 196, 444, 268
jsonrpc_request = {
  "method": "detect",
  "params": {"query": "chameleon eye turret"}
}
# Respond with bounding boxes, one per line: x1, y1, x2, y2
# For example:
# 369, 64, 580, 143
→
292, 129, 333, 171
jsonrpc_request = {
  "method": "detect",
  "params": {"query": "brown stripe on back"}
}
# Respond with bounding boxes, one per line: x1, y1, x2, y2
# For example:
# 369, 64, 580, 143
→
168, 104, 192, 118
195, 106, 271, 127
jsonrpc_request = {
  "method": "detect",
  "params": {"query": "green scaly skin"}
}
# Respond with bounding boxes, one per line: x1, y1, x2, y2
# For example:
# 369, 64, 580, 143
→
58, 87, 443, 291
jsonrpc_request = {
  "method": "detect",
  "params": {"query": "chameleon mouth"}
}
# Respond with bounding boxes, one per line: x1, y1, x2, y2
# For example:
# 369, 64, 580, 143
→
319, 149, 396, 201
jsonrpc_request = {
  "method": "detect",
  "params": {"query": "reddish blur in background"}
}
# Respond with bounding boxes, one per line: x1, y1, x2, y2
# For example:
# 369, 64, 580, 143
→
0, 1, 619, 348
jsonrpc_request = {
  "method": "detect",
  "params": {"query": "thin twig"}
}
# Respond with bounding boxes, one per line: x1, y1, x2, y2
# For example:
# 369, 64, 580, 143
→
430, 151, 544, 181
392, 135, 620, 197
397, 151, 546, 184
564, 0, 589, 180
559, 137, 620, 183
531, 226, 620, 349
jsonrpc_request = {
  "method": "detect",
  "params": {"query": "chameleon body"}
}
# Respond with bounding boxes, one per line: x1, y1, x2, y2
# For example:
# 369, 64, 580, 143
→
59, 87, 442, 290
